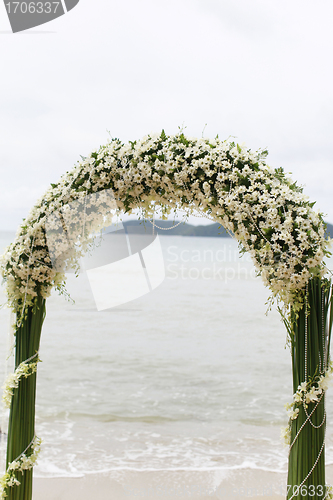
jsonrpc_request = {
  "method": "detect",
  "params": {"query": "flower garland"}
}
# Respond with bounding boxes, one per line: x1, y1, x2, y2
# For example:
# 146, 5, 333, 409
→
0, 132, 330, 324
2, 353, 40, 409
282, 361, 333, 447
0, 436, 41, 498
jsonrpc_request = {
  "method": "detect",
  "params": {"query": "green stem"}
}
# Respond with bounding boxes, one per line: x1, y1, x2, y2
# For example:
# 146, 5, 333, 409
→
287, 278, 332, 500
5, 294, 45, 500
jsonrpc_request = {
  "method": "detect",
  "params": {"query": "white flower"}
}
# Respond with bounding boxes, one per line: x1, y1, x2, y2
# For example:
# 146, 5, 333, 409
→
305, 386, 321, 404
288, 407, 299, 420
20, 455, 33, 470
298, 381, 307, 393
7, 461, 20, 471
293, 391, 303, 403
318, 372, 333, 391
281, 425, 291, 446
7, 477, 21, 487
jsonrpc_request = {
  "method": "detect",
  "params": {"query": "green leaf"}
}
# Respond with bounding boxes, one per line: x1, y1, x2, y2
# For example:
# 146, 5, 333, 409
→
160, 129, 167, 141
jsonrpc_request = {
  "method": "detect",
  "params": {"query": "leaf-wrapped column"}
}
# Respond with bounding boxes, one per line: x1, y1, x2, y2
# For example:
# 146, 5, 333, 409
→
4, 295, 45, 500
287, 278, 333, 500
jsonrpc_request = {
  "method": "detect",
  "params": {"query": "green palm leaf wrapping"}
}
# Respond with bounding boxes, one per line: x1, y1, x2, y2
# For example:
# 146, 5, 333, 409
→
287, 278, 333, 500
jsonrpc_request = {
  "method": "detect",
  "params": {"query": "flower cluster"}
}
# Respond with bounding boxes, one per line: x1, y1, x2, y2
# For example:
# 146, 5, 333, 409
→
0, 436, 41, 499
0, 131, 330, 320
290, 363, 333, 410
282, 361, 333, 445
281, 425, 292, 447
2, 356, 40, 409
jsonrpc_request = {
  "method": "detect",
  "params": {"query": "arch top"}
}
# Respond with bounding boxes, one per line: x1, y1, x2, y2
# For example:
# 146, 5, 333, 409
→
0, 130, 330, 318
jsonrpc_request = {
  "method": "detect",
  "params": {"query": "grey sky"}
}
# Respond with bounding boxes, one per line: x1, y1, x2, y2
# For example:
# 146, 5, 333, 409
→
0, 0, 332, 230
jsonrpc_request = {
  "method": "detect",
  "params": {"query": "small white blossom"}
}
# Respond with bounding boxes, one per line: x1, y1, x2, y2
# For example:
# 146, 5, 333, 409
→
0, 436, 41, 496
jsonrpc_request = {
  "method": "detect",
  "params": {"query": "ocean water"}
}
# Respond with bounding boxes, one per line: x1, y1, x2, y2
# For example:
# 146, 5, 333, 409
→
0, 233, 333, 478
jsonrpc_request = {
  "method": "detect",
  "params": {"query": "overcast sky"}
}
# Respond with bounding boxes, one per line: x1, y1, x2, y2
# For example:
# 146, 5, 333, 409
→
0, 0, 332, 231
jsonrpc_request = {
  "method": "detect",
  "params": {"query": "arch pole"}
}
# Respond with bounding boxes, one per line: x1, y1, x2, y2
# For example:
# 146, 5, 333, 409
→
4, 295, 45, 500
287, 278, 333, 500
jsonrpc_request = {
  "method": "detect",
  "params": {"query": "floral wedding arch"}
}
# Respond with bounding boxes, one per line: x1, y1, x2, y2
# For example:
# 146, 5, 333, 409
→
0, 131, 332, 500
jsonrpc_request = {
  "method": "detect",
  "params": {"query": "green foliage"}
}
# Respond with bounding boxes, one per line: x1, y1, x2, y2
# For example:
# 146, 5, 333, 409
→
160, 129, 167, 141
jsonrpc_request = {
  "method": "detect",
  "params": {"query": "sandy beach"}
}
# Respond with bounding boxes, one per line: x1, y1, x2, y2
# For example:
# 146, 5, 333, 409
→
33, 469, 285, 500
33, 466, 333, 499
33, 468, 293, 500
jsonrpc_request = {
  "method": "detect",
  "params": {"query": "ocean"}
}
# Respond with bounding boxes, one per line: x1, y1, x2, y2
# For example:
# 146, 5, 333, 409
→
0, 232, 333, 478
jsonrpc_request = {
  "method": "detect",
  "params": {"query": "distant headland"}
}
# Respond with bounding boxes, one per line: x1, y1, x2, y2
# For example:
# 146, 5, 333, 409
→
122, 219, 333, 239
0, 221, 332, 240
